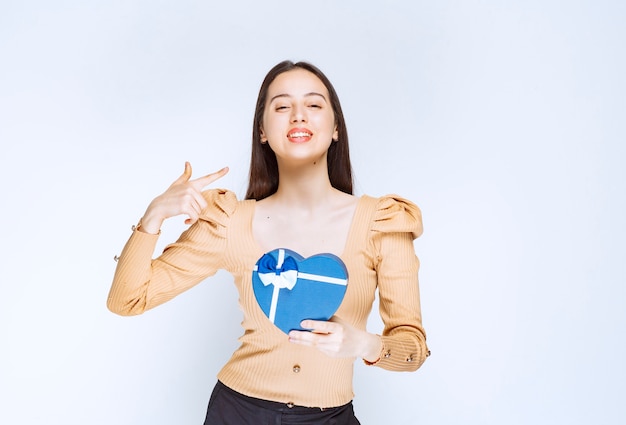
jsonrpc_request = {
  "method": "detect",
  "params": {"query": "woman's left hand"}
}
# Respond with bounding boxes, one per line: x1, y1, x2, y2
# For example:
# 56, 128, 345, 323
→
288, 317, 382, 362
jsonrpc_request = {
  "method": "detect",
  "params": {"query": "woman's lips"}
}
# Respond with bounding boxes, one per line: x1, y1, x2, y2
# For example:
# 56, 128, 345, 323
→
287, 128, 313, 143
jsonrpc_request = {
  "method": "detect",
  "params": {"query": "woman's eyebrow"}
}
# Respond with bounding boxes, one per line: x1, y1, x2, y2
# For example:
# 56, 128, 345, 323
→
304, 92, 327, 101
269, 92, 327, 103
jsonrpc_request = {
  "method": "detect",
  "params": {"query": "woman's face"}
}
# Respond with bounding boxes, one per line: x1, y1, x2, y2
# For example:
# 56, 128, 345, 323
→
261, 68, 338, 165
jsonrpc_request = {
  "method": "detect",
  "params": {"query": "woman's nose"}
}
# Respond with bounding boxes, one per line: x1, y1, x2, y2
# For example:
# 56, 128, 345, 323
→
291, 105, 306, 122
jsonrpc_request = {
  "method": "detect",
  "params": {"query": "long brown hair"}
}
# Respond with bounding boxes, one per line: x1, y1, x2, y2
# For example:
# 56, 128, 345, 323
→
245, 61, 353, 200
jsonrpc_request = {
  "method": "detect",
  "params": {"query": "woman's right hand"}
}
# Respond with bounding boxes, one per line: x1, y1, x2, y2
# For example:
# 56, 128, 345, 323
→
138, 162, 229, 234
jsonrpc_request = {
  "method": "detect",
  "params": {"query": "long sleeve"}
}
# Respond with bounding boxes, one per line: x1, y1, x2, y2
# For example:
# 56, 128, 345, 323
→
367, 195, 429, 371
107, 189, 238, 316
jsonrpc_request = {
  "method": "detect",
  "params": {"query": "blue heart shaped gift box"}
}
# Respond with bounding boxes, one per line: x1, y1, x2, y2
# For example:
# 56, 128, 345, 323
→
252, 248, 349, 334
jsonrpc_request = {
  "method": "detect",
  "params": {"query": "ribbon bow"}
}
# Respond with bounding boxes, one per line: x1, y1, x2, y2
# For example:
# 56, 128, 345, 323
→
257, 249, 298, 290
255, 249, 299, 323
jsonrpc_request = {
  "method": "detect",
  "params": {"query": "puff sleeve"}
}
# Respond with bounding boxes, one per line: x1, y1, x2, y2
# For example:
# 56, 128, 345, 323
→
107, 189, 238, 316
366, 195, 429, 371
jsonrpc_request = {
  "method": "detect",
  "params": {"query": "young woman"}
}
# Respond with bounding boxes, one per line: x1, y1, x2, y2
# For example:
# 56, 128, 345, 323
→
108, 60, 429, 424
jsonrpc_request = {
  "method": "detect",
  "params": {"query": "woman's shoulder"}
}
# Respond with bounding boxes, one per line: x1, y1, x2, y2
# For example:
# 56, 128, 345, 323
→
361, 193, 423, 239
199, 188, 244, 224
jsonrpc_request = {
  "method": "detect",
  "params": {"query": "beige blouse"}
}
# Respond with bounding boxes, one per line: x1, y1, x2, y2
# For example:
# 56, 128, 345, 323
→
108, 189, 428, 408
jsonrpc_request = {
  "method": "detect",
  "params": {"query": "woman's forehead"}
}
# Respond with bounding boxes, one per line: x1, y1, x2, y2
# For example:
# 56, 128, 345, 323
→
267, 69, 329, 99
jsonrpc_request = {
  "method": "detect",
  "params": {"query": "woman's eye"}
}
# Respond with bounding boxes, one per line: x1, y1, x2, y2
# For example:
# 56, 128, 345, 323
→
309, 104, 321, 109
275, 105, 289, 111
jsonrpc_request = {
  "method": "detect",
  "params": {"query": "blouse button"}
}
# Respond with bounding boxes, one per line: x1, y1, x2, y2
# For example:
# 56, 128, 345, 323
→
286, 402, 295, 408
383, 350, 391, 358
292, 365, 301, 373
407, 355, 414, 362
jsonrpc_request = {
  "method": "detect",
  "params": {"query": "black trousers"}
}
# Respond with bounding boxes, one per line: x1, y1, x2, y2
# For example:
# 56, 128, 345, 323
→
203, 381, 361, 425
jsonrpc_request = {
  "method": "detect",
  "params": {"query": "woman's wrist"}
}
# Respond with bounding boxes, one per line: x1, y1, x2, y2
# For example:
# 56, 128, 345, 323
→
362, 333, 383, 363
135, 211, 163, 235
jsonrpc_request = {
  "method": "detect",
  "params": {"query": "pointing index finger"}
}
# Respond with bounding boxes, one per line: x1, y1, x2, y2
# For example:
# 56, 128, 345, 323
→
192, 166, 229, 190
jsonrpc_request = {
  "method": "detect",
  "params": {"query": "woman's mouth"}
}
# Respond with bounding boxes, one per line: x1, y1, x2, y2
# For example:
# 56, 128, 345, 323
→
287, 128, 313, 143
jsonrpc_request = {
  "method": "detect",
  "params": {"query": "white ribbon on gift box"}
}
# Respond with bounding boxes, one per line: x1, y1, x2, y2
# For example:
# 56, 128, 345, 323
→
254, 249, 347, 324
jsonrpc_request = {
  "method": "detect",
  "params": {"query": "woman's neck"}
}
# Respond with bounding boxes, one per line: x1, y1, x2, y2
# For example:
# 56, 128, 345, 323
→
272, 158, 337, 209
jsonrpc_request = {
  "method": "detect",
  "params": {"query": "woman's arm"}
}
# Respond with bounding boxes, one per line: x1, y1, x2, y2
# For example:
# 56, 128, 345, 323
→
107, 163, 229, 315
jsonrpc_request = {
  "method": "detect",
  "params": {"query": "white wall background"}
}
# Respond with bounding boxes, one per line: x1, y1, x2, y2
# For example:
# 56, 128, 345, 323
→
1, 1, 624, 424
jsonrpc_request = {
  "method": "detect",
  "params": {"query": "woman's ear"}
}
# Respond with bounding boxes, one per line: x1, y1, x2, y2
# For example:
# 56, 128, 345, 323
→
260, 128, 267, 143
332, 126, 339, 142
